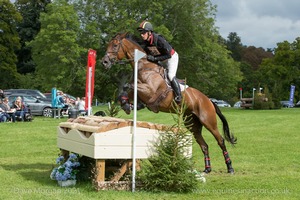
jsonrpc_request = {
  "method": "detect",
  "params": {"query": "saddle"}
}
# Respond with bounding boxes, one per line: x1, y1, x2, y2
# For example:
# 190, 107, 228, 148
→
122, 64, 188, 113
154, 61, 185, 86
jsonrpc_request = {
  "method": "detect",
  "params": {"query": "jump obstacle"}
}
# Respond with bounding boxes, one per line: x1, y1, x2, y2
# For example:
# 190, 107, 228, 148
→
57, 116, 192, 190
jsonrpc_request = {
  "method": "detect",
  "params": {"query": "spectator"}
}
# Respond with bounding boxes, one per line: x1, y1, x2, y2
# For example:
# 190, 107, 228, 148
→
13, 97, 26, 121
75, 97, 80, 109
0, 89, 5, 100
0, 97, 16, 122
63, 95, 74, 114
78, 97, 87, 115
56, 91, 65, 108
0, 99, 9, 122
56, 91, 66, 115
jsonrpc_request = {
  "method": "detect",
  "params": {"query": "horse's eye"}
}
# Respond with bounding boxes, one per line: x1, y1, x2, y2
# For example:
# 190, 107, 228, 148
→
113, 44, 118, 51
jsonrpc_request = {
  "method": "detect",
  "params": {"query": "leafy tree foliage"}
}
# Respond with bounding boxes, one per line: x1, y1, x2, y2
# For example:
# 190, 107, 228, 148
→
15, 0, 51, 74
259, 39, 300, 102
239, 46, 273, 98
72, 0, 242, 101
226, 32, 243, 61
28, 0, 85, 93
223, 32, 276, 101
1, 0, 259, 103
0, 0, 22, 88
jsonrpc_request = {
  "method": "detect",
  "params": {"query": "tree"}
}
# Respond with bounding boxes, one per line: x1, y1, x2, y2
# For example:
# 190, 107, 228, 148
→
137, 102, 199, 192
239, 46, 273, 97
0, 0, 22, 88
15, 0, 51, 74
259, 39, 300, 102
74, 0, 242, 101
28, 0, 85, 93
226, 32, 243, 61
165, 0, 242, 100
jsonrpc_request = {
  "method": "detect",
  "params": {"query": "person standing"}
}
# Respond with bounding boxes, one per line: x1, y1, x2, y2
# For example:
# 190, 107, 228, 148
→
78, 97, 87, 115
137, 21, 182, 103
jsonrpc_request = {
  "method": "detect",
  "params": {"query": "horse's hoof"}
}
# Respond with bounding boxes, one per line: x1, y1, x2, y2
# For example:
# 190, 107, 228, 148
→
203, 168, 211, 174
122, 104, 131, 115
228, 168, 234, 174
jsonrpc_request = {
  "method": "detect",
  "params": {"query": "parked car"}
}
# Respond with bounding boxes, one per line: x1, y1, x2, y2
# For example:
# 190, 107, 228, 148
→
4, 89, 50, 102
215, 100, 231, 107
293, 101, 300, 108
209, 98, 218, 103
7, 94, 53, 117
280, 101, 294, 108
44, 92, 76, 104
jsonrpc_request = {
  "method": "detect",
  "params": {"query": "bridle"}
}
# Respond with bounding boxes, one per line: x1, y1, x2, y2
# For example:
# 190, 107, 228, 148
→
104, 35, 134, 66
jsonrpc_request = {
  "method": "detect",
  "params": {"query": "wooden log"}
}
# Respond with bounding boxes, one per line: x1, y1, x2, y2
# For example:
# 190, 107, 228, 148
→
241, 103, 253, 107
241, 98, 253, 101
110, 160, 132, 182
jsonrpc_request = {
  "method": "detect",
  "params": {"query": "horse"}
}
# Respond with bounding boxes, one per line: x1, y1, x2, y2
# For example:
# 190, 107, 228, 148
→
102, 32, 237, 174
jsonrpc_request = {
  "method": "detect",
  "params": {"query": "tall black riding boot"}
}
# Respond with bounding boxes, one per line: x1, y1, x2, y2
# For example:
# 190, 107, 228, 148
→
171, 78, 182, 103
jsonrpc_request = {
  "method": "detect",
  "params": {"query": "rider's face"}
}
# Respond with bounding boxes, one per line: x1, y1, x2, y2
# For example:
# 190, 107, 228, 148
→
141, 31, 150, 41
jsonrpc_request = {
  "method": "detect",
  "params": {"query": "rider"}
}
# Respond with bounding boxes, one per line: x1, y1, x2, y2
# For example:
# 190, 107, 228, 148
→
137, 21, 182, 103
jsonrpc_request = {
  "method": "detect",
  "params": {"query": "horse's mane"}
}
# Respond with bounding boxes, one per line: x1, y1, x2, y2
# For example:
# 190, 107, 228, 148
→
124, 32, 146, 50
111, 32, 146, 50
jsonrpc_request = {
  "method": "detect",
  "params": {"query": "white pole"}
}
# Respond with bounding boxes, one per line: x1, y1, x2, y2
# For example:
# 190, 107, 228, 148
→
132, 49, 146, 192
88, 67, 92, 115
132, 52, 138, 192
252, 88, 256, 107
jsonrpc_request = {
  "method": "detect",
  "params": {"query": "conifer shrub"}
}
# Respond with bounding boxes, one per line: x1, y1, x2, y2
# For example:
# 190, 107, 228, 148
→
137, 100, 199, 193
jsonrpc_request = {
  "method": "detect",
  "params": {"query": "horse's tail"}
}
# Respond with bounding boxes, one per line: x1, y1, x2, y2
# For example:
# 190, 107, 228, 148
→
212, 102, 237, 146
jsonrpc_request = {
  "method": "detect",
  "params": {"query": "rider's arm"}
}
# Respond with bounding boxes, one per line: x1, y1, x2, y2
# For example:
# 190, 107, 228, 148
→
153, 35, 173, 61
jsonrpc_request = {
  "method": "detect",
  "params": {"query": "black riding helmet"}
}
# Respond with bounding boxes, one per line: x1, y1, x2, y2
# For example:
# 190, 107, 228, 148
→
137, 21, 153, 32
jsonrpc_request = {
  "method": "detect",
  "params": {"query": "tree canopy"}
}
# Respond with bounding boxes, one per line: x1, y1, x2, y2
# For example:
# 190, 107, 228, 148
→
2, 0, 299, 105
0, 0, 22, 88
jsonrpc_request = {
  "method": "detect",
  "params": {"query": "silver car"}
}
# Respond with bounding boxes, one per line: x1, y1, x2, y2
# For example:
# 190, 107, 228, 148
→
7, 94, 53, 117
215, 100, 231, 107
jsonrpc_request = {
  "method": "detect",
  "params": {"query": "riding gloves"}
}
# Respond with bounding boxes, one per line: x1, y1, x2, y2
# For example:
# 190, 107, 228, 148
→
147, 55, 156, 62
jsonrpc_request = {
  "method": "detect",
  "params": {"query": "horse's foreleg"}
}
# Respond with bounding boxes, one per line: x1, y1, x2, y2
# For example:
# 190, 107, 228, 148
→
118, 91, 132, 114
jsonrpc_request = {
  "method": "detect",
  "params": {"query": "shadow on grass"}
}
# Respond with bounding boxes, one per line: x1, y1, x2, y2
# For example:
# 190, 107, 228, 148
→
1, 162, 55, 185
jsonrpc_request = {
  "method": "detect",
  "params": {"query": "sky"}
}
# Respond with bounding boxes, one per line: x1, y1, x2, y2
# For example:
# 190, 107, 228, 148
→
211, 0, 300, 49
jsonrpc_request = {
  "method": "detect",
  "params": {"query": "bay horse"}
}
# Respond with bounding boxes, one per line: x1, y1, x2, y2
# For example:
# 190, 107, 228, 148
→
102, 32, 237, 174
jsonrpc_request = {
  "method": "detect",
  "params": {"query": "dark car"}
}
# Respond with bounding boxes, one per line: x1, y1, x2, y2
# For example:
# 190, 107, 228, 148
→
4, 89, 50, 102
7, 94, 53, 117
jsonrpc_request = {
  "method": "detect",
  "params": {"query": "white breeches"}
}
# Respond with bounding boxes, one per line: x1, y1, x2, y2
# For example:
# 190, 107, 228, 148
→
167, 51, 179, 81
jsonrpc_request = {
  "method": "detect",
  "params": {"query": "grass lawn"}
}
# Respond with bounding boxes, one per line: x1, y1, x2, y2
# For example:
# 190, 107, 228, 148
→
0, 106, 299, 199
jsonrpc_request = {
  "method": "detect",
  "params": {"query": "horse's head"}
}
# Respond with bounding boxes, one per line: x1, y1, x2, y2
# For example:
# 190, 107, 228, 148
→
102, 33, 128, 69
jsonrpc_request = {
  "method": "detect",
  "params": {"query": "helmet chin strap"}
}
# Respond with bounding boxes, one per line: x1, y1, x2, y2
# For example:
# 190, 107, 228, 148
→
146, 31, 152, 41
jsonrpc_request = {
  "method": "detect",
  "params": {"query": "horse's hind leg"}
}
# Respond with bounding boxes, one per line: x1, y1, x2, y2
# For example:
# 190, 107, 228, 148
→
186, 114, 212, 173
206, 125, 234, 174
198, 111, 234, 174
